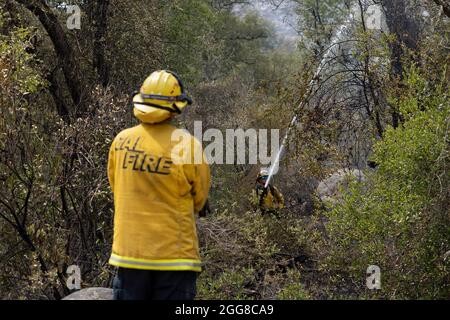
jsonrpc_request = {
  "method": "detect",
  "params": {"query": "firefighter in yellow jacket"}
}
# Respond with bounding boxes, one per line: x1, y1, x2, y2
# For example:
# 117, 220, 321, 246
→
251, 169, 284, 214
108, 70, 211, 300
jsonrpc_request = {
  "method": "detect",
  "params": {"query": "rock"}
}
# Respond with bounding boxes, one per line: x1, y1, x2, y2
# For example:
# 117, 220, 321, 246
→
62, 287, 113, 300
316, 168, 364, 206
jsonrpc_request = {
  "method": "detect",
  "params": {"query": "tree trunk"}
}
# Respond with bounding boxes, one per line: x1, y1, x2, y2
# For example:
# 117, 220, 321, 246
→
383, 0, 420, 77
15, 0, 87, 115
93, 0, 111, 87
47, 68, 70, 121
382, 0, 420, 128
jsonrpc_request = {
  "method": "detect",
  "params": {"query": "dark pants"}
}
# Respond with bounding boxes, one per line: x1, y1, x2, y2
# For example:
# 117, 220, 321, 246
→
112, 268, 198, 300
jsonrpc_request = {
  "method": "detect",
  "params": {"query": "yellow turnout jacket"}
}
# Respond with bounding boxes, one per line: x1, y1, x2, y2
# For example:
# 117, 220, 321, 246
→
108, 110, 210, 272
251, 185, 285, 211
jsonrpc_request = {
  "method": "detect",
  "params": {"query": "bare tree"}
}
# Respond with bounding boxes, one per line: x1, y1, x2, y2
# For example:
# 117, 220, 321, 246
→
15, 0, 88, 116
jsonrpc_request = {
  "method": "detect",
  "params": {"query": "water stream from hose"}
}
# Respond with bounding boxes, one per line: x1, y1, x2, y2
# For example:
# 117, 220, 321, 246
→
264, 10, 356, 188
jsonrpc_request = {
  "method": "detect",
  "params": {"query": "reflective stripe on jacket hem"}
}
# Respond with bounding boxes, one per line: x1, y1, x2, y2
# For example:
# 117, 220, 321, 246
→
108, 254, 202, 272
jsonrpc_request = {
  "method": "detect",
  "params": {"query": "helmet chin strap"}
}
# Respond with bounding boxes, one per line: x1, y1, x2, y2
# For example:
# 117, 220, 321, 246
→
140, 93, 192, 105
133, 101, 182, 114
131, 90, 184, 114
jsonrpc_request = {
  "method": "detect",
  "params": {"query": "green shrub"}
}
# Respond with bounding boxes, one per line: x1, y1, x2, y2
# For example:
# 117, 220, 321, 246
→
277, 269, 311, 300
321, 66, 449, 299
197, 267, 255, 300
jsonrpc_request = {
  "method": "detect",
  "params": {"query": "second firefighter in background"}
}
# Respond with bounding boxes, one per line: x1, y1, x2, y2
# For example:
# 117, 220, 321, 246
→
251, 169, 284, 213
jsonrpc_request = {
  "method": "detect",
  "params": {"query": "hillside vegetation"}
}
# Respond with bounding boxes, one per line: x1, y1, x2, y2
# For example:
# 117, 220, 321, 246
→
0, 0, 448, 299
